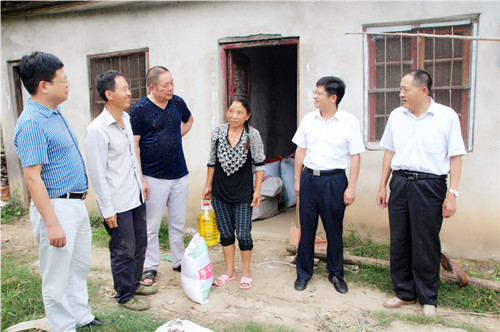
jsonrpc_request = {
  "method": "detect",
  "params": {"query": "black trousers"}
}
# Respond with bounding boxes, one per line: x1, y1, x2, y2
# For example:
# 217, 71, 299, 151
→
388, 172, 447, 306
104, 202, 147, 304
296, 170, 347, 281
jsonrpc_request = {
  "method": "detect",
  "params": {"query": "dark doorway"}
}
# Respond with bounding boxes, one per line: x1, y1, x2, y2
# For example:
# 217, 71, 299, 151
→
220, 37, 299, 160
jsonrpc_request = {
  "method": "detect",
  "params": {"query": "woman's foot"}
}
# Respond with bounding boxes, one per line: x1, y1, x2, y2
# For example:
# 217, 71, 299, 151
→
239, 276, 252, 290
214, 273, 237, 286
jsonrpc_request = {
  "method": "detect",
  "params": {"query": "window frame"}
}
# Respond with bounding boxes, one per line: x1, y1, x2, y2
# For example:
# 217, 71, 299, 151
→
6, 60, 24, 119
363, 15, 478, 151
87, 48, 149, 119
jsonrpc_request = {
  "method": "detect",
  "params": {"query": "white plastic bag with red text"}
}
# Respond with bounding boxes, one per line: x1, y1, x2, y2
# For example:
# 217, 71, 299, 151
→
181, 233, 214, 304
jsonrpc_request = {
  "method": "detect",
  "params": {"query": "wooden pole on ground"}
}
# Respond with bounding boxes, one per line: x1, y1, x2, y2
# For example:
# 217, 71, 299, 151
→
285, 244, 500, 292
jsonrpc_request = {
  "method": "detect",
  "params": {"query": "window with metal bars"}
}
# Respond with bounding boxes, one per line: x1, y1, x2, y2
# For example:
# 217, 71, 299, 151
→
364, 21, 475, 149
87, 48, 149, 119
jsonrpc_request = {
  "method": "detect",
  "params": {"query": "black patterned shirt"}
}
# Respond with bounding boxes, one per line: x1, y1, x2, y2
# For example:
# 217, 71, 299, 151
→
130, 95, 191, 179
208, 123, 265, 203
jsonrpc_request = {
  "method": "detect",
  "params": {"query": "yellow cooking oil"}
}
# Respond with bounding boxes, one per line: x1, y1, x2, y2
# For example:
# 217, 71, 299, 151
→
197, 200, 219, 247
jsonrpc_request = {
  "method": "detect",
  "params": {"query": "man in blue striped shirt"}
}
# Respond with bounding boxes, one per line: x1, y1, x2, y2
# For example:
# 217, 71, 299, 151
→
13, 52, 100, 332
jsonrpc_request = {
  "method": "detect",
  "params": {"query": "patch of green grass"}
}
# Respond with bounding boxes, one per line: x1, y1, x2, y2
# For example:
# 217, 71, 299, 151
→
159, 220, 194, 250
91, 218, 194, 250
438, 281, 499, 313
341, 225, 500, 315
77, 308, 165, 332
0, 250, 166, 332
220, 322, 298, 332
158, 221, 170, 250
343, 226, 390, 261
345, 264, 395, 294
1, 195, 28, 224
343, 264, 499, 313
373, 311, 487, 332
457, 259, 500, 282
493, 265, 500, 281
1, 253, 44, 329
91, 218, 110, 248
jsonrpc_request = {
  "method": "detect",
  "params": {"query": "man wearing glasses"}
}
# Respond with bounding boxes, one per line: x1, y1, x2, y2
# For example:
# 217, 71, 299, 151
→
292, 76, 364, 294
13, 52, 100, 331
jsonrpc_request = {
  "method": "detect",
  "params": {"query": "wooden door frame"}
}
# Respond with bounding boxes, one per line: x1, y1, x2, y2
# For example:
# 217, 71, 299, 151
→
219, 36, 300, 115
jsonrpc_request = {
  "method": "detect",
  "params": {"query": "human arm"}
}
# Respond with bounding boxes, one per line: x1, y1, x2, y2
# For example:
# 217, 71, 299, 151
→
203, 127, 219, 200
344, 154, 360, 206
134, 135, 149, 199
376, 150, 395, 208
202, 167, 215, 200
248, 128, 266, 208
443, 155, 462, 218
252, 170, 265, 208
23, 165, 66, 247
181, 115, 194, 137
294, 146, 306, 196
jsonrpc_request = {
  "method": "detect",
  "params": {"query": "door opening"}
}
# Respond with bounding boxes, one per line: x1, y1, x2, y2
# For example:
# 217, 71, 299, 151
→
220, 37, 299, 160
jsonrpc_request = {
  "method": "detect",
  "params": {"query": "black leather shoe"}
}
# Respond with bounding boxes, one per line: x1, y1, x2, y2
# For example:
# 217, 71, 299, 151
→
329, 275, 348, 294
80, 318, 103, 328
173, 265, 181, 272
294, 278, 308, 291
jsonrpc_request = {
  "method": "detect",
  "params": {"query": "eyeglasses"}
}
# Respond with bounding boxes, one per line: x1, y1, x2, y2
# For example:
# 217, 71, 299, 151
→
51, 77, 69, 83
311, 89, 331, 96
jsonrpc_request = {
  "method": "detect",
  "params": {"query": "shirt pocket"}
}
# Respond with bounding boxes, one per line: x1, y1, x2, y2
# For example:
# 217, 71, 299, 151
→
419, 129, 446, 154
322, 125, 349, 150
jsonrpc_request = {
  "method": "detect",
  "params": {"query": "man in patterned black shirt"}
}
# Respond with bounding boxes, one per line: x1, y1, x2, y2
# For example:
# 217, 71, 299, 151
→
129, 66, 193, 285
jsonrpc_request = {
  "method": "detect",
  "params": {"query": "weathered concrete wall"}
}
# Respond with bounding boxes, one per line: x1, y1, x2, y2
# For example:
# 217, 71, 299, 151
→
2, 1, 498, 260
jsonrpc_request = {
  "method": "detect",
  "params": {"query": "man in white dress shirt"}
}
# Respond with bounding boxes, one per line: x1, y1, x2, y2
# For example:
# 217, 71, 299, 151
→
85, 70, 157, 311
376, 70, 466, 316
292, 76, 365, 293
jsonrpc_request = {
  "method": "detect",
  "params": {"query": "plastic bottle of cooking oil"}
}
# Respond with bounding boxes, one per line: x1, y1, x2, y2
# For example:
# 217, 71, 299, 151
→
197, 200, 219, 247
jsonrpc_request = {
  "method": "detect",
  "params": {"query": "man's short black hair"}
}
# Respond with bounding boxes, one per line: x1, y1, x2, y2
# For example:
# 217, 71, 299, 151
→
316, 76, 346, 106
409, 69, 432, 93
96, 70, 123, 102
146, 66, 169, 86
19, 51, 64, 95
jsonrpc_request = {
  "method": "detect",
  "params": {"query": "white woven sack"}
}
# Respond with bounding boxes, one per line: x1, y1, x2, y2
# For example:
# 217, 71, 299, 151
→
181, 233, 214, 304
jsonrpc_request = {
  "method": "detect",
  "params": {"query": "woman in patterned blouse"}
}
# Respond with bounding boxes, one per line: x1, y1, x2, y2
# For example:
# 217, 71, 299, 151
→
202, 96, 265, 290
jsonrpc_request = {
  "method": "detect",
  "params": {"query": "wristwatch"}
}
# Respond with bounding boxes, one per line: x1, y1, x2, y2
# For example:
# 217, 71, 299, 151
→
449, 189, 459, 198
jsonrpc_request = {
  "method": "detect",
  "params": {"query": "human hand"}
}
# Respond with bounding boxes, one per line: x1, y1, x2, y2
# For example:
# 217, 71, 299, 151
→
343, 186, 356, 206
251, 192, 261, 208
376, 187, 388, 208
105, 215, 118, 228
47, 223, 66, 247
442, 194, 456, 218
294, 180, 300, 196
202, 187, 212, 200
142, 179, 150, 200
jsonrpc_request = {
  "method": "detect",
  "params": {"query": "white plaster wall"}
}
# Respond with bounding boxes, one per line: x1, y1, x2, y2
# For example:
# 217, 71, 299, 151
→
1, 1, 498, 259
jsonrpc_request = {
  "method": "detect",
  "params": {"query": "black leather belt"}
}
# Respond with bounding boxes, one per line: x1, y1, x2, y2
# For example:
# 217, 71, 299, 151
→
305, 167, 344, 176
394, 170, 446, 180
58, 192, 87, 200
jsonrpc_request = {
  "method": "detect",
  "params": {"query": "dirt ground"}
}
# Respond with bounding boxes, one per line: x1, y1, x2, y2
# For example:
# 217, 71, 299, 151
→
2, 216, 499, 332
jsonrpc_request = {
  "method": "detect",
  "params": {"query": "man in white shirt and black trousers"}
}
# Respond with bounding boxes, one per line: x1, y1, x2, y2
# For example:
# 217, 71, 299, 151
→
292, 76, 365, 294
85, 70, 157, 311
376, 70, 466, 316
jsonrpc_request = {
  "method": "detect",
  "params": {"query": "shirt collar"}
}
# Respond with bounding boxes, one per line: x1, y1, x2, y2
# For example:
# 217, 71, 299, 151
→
403, 97, 436, 118
102, 107, 126, 127
27, 98, 61, 118
313, 108, 344, 122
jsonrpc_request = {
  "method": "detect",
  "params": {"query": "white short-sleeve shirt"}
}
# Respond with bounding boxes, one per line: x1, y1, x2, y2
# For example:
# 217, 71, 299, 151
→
380, 98, 466, 175
292, 109, 365, 170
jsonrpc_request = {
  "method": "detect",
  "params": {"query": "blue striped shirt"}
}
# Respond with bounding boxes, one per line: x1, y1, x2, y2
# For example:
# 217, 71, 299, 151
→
13, 99, 88, 198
